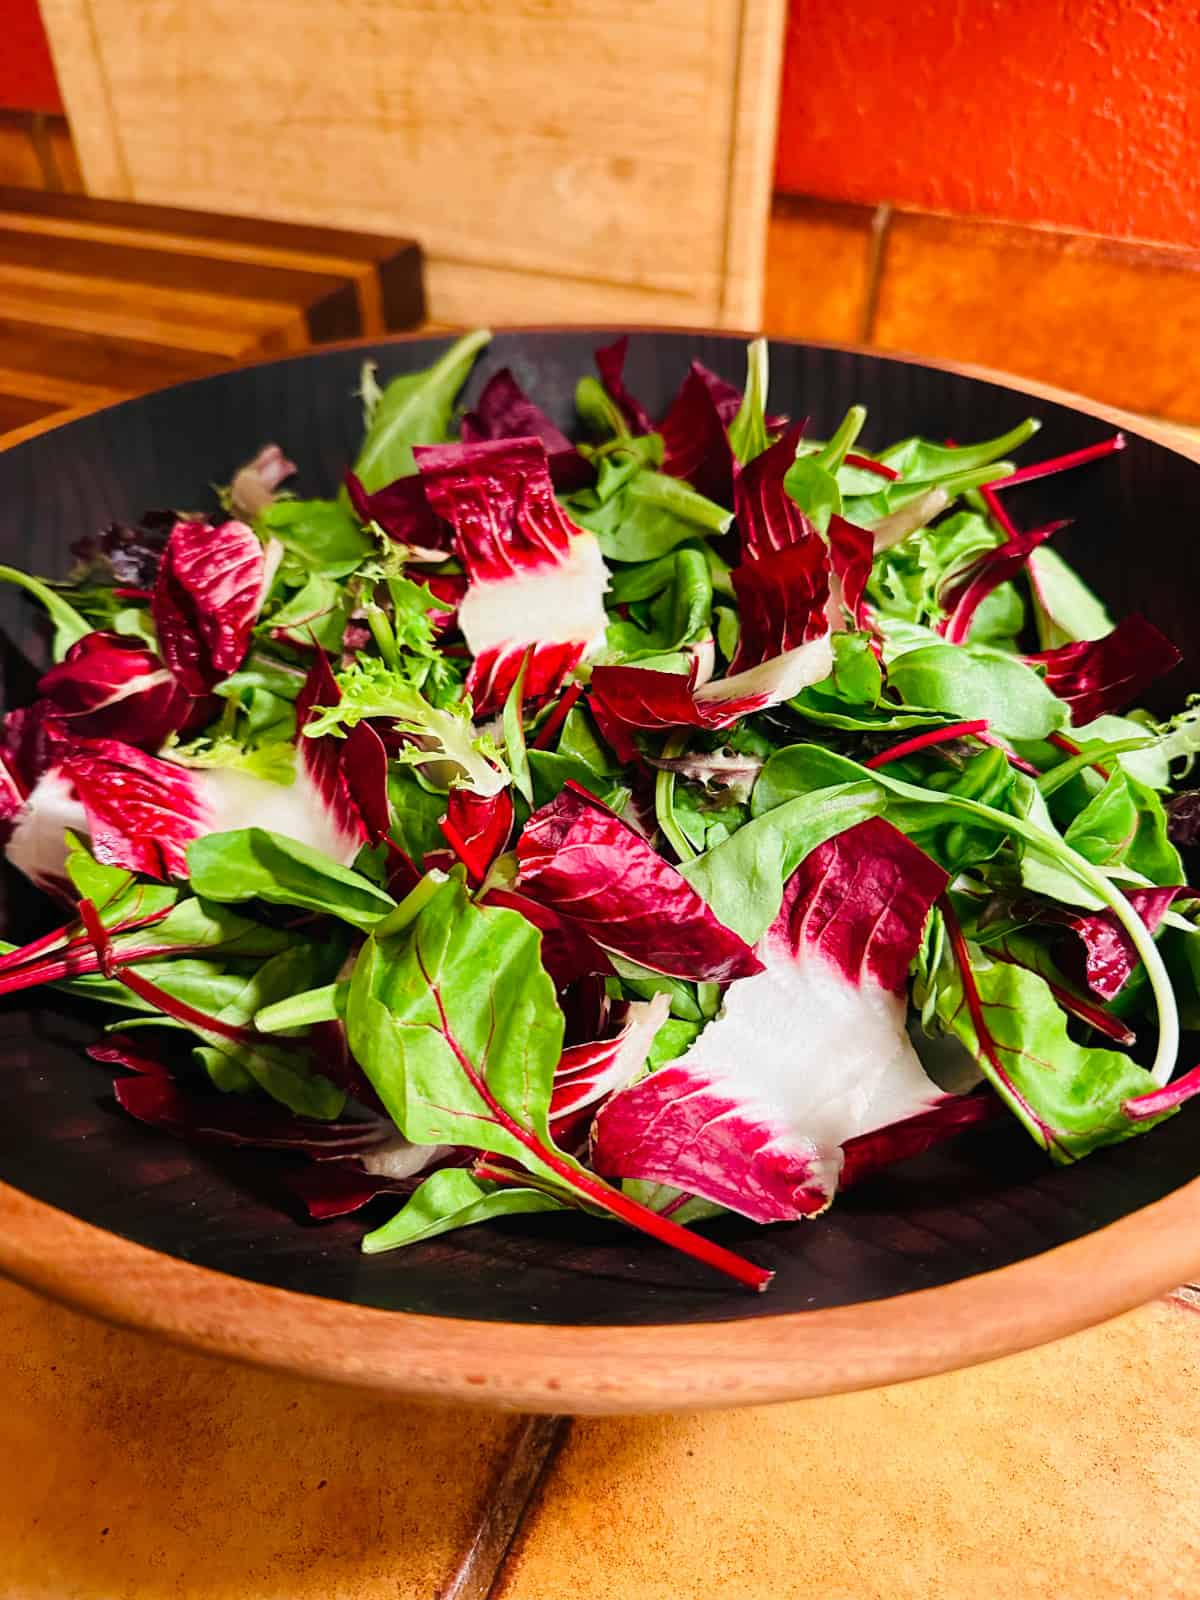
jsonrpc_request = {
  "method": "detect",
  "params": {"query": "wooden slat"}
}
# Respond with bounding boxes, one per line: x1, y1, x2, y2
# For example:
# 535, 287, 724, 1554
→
0, 222, 361, 342
40, 0, 784, 329
0, 391, 59, 434
0, 315, 225, 393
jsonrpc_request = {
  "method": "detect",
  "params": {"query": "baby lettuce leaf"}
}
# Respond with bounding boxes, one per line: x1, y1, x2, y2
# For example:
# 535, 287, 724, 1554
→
363, 1168, 564, 1253
352, 329, 492, 491
257, 499, 373, 580
571, 470, 732, 563
917, 917, 1165, 1161
888, 642, 1067, 741
681, 781, 885, 942
1027, 546, 1113, 649
187, 828, 397, 930
1063, 770, 1183, 884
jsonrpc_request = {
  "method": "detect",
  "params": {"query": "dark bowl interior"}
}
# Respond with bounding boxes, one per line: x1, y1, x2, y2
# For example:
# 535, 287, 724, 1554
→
1, 330, 1199, 1328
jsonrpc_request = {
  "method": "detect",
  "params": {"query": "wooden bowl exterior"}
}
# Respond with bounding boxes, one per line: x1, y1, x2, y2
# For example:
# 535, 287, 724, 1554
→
1, 330, 1199, 1412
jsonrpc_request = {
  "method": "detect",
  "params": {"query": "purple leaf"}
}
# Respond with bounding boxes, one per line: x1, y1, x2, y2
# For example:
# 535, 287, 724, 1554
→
295, 654, 390, 851
1047, 886, 1188, 1001
729, 535, 829, 674
228, 443, 297, 521
483, 886, 612, 989
591, 820, 950, 1222
1026, 615, 1182, 725
113, 1074, 394, 1156
38, 631, 190, 748
461, 367, 592, 492
516, 783, 763, 982
734, 425, 812, 561
415, 438, 609, 715
659, 362, 739, 507
939, 522, 1066, 645
594, 336, 655, 436
152, 520, 266, 694
549, 992, 670, 1148
58, 738, 212, 879
440, 787, 514, 886
589, 635, 834, 758
826, 515, 875, 630
345, 470, 450, 558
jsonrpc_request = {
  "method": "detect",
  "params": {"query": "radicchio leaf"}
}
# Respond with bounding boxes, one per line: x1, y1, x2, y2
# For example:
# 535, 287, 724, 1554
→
113, 1074, 393, 1156
461, 368, 592, 492
439, 787, 514, 885
152, 520, 266, 694
54, 738, 213, 879
594, 336, 655, 436
734, 425, 812, 561
38, 631, 190, 748
295, 654, 390, 852
345, 470, 449, 559
728, 535, 829, 673
1047, 886, 1188, 1001
414, 438, 609, 715
1027, 615, 1182, 726
549, 992, 670, 1149
591, 819, 950, 1222
589, 638, 834, 760
826, 515, 875, 630
659, 362, 740, 507
939, 522, 1065, 645
515, 783, 762, 982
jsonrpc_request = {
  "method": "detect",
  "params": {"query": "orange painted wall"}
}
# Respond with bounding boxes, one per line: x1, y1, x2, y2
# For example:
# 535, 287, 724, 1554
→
0, 0, 63, 113
775, 0, 1200, 248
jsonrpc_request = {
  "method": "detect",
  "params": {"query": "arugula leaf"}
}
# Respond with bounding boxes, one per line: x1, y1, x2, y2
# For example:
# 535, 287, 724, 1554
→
363, 1168, 563, 1254
352, 329, 492, 491
187, 828, 397, 930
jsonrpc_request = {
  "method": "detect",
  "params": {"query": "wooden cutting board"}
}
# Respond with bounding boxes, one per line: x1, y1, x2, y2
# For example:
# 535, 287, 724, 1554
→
38, 0, 785, 330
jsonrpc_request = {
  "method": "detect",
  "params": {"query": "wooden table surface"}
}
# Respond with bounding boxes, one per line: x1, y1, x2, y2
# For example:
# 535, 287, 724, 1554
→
3, 383, 1200, 1599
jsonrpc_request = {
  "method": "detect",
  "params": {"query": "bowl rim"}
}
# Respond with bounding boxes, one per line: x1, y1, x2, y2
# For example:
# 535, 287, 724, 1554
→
2, 328, 1198, 1413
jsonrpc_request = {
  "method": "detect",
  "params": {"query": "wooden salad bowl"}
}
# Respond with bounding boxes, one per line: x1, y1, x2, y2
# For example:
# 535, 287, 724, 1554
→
0, 330, 1198, 1414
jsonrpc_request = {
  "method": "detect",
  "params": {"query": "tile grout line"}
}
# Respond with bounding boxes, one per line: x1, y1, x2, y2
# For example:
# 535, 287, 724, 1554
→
859, 201, 892, 344
439, 1414, 570, 1600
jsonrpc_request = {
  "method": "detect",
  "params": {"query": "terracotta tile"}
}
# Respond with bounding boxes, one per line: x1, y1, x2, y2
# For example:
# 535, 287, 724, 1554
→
0, 1276, 533, 1600
498, 1300, 1200, 1600
763, 195, 874, 343
873, 212, 1200, 424
0, 112, 45, 191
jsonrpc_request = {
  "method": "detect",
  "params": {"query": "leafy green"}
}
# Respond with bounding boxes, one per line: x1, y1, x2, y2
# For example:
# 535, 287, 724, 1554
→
1026, 546, 1113, 649
257, 498, 373, 580
888, 642, 1067, 741
1063, 771, 1183, 884
916, 939, 1163, 1161
682, 781, 885, 941
187, 829, 397, 930
0, 564, 91, 659
571, 471, 732, 562
728, 338, 770, 466
305, 657, 509, 796
877, 418, 1040, 483
352, 329, 492, 491
363, 1168, 564, 1254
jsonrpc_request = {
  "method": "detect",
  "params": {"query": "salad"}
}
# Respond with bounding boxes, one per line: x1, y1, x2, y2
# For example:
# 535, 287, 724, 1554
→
1, 329, 1199, 1293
